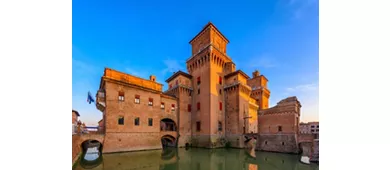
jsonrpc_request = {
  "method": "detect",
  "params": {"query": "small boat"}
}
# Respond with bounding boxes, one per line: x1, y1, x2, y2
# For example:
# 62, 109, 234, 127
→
300, 156, 311, 165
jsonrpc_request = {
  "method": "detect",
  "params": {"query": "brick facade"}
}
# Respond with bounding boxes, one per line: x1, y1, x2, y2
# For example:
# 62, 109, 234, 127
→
256, 97, 302, 153
93, 22, 304, 154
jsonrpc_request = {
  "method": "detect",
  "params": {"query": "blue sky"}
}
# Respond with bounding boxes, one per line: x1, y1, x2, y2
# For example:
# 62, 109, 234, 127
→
73, 0, 318, 126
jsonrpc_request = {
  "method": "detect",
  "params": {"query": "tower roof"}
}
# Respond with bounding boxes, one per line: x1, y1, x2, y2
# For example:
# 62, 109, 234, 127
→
189, 22, 230, 44
165, 70, 192, 83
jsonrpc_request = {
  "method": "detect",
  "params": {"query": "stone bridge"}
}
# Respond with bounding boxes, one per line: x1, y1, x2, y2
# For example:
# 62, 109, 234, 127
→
297, 134, 319, 162
72, 133, 105, 164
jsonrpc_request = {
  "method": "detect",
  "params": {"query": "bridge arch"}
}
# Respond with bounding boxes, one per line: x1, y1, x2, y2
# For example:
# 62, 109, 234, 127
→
160, 118, 177, 132
161, 134, 177, 148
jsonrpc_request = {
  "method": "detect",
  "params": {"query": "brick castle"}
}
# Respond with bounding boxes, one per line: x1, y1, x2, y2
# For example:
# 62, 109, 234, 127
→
94, 22, 302, 154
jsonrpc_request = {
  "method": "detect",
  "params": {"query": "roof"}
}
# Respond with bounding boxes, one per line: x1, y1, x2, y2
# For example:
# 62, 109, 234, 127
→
224, 70, 250, 79
189, 22, 229, 44
165, 70, 192, 83
98, 119, 103, 123
72, 110, 80, 117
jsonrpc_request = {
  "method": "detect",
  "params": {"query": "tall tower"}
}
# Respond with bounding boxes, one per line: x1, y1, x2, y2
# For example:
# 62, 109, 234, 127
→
186, 22, 232, 147
247, 70, 270, 109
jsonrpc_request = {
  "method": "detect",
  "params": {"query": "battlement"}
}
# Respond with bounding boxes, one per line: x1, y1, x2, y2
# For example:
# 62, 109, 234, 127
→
103, 68, 163, 92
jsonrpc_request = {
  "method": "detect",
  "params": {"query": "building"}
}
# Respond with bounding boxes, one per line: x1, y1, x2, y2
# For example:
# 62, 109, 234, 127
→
98, 119, 104, 133
72, 110, 80, 134
95, 22, 302, 153
299, 122, 311, 134
299, 122, 319, 135
256, 97, 302, 153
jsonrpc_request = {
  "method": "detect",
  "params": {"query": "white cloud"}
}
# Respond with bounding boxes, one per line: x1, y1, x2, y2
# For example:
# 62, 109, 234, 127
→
162, 59, 184, 75
286, 83, 318, 92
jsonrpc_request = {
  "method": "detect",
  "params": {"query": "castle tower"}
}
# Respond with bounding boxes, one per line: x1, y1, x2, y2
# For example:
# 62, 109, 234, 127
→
186, 22, 232, 147
247, 70, 270, 109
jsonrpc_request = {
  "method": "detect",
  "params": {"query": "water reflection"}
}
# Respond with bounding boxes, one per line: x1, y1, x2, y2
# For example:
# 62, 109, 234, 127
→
74, 148, 319, 170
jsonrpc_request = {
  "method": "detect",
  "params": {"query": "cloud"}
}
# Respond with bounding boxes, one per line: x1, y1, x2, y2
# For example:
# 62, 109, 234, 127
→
248, 54, 278, 68
286, 83, 318, 92
286, 0, 318, 20
162, 59, 184, 75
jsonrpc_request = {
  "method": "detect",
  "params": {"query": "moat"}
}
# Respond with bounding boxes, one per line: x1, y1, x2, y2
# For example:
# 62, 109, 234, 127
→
74, 148, 319, 170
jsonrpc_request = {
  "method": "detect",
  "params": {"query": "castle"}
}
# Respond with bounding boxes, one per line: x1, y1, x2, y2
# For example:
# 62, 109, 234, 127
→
95, 22, 302, 154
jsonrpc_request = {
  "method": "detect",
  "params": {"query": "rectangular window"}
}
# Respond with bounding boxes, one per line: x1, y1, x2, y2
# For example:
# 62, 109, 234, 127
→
135, 95, 140, 104
197, 77, 201, 85
148, 98, 153, 106
219, 76, 222, 84
188, 104, 191, 112
171, 104, 175, 111
198, 88, 200, 94
278, 126, 282, 132
196, 121, 201, 131
197, 102, 200, 110
134, 117, 140, 126
148, 118, 153, 126
219, 102, 222, 111
161, 102, 165, 109
176, 80, 178, 85
169, 84, 172, 89
118, 91, 125, 101
219, 89, 222, 94
118, 116, 124, 125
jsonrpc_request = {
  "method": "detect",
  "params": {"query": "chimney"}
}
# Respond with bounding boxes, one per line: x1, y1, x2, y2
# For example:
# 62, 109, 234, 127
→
252, 70, 260, 78
150, 75, 156, 82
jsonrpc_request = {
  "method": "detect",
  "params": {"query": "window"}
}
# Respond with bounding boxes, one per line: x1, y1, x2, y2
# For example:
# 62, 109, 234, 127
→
219, 76, 222, 84
134, 117, 140, 126
311, 129, 315, 132
197, 102, 200, 110
176, 80, 178, 85
118, 116, 124, 125
219, 102, 222, 111
171, 104, 175, 111
197, 77, 201, 85
219, 89, 221, 94
278, 126, 282, 132
218, 121, 222, 131
188, 104, 191, 112
161, 102, 165, 109
317, 125, 319, 128
198, 88, 200, 94
282, 142, 285, 145
169, 84, 172, 89
265, 141, 268, 145
148, 118, 153, 126
189, 92, 192, 96
148, 98, 153, 106
311, 125, 315, 128
118, 91, 125, 101
196, 121, 201, 131
135, 95, 140, 104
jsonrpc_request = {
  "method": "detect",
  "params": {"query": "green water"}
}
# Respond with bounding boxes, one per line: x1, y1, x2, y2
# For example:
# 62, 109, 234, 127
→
74, 148, 319, 170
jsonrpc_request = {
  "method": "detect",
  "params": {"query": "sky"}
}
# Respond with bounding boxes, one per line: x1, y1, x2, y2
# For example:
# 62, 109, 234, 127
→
72, 0, 319, 126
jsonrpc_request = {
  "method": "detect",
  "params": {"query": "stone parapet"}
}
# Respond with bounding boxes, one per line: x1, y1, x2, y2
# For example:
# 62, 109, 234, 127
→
256, 134, 299, 154
103, 68, 163, 92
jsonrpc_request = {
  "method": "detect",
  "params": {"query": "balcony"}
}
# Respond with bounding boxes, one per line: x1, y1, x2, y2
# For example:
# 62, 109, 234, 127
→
95, 90, 105, 112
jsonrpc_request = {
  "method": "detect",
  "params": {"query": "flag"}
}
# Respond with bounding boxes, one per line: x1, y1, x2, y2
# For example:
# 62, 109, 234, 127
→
87, 91, 95, 104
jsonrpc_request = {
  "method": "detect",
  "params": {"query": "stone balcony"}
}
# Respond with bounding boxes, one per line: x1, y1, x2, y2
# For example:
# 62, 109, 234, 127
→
95, 90, 105, 112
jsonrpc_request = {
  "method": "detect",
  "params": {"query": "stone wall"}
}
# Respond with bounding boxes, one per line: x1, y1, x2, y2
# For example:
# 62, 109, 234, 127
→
311, 139, 319, 162
72, 135, 81, 164
102, 132, 162, 153
256, 134, 299, 154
